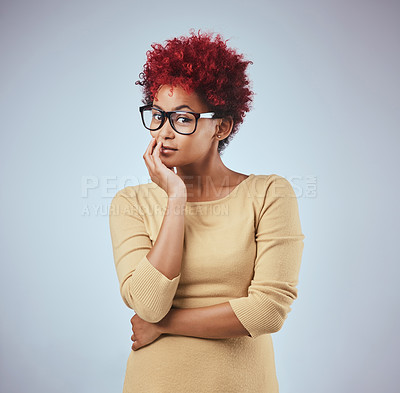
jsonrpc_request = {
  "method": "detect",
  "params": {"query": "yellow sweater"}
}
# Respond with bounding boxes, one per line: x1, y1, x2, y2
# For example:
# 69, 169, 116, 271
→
109, 173, 305, 393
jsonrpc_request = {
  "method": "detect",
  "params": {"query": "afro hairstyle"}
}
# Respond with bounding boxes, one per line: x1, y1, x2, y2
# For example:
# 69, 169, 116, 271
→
135, 28, 254, 155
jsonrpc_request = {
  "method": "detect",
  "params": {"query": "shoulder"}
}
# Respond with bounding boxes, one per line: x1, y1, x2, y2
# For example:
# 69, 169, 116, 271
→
113, 181, 164, 201
250, 174, 296, 199
110, 181, 167, 215
252, 175, 302, 231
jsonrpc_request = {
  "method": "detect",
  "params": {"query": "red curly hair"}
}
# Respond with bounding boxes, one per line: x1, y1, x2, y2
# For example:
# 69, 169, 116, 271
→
135, 29, 254, 155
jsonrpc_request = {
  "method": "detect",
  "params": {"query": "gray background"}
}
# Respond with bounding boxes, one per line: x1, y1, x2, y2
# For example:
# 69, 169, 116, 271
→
1, 0, 399, 392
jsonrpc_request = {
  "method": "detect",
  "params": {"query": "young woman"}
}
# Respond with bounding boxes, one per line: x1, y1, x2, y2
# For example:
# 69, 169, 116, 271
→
109, 29, 305, 393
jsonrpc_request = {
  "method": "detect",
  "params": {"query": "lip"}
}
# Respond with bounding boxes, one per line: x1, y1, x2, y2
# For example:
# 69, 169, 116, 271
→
160, 146, 178, 154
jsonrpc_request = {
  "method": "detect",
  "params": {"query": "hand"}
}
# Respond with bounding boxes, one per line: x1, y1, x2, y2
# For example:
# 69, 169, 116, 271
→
143, 138, 186, 198
130, 313, 163, 351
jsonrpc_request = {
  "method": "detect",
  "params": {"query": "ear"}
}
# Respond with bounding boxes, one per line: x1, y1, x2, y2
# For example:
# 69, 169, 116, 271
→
217, 116, 234, 139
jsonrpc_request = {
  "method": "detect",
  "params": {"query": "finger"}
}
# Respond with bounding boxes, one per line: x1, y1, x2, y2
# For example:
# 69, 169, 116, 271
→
143, 138, 156, 173
146, 137, 157, 153
151, 138, 162, 157
143, 137, 156, 162
149, 140, 163, 174
143, 154, 153, 174
149, 137, 159, 157
152, 140, 164, 166
148, 138, 160, 163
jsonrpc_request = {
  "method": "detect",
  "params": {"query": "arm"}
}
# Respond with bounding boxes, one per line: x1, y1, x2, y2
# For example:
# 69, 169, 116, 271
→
109, 191, 186, 323
157, 302, 251, 339
228, 175, 305, 338
159, 175, 305, 340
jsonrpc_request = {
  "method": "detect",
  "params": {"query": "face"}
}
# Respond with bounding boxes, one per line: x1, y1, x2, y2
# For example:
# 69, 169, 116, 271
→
149, 84, 222, 170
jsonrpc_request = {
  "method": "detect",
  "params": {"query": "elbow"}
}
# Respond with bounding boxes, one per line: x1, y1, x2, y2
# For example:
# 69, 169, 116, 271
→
122, 293, 171, 323
247, 309, 286, 338
259, 305, 286, 334
121, 282, 173, 323
230, 294, 293, 338
132, 303, 170, 323
117, 255, 181, 322
229, 294, 287, 338
268, 315, 285, 333
253, 286, 298, 335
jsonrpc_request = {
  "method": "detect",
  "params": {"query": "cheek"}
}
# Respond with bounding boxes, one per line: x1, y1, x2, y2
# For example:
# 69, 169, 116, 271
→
192, 126, 215, 146
188, 136, 212, 153
177, 126, 215, 154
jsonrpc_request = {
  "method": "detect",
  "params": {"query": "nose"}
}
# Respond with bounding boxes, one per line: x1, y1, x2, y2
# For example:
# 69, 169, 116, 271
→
155, 114, 175, 140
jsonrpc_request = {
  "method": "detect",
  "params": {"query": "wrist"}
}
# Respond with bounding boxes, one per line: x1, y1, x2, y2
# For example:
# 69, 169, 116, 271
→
156, 313, 171, 335
167, 195, 187, 204
167, 185, 187, 200
166, 195, 187, 215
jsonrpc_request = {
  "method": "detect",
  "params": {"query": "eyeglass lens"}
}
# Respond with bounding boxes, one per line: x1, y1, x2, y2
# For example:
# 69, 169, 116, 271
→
142, 108, 196, 134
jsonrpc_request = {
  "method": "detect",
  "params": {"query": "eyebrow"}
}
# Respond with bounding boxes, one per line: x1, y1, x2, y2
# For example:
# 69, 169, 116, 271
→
152, 104, 195, 112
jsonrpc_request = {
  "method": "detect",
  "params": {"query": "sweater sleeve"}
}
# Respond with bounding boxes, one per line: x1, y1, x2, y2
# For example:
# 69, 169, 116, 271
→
109, 191, 181, 323
228, 175, 305, 339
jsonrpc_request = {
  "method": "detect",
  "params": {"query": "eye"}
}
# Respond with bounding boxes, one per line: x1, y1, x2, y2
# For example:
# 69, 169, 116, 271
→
152, 113, 162, 121
176, 115, 193, 124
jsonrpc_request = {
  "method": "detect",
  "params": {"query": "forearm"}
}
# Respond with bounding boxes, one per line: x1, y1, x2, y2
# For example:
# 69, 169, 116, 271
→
146, 196, 186, 280
156, 302, 251, 339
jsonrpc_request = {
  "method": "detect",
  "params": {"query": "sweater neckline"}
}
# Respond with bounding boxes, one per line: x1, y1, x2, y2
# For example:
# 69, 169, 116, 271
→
184, 174, 255, 205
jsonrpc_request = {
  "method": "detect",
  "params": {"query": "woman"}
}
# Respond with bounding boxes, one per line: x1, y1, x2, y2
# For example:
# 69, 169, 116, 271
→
109, 29, 305, 393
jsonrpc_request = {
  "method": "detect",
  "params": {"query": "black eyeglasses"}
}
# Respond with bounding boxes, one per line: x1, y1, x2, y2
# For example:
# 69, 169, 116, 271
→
139, 105, 220, 135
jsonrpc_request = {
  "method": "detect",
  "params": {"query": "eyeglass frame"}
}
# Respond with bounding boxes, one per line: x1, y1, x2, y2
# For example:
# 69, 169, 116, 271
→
139, 104, 223, 135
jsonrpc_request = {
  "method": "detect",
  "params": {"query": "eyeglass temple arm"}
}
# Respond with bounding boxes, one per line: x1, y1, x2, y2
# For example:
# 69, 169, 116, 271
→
198, 112, 217, 119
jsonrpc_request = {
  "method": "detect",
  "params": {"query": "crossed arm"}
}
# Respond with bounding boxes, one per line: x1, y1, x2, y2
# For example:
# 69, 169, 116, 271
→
155, 302, 251, 339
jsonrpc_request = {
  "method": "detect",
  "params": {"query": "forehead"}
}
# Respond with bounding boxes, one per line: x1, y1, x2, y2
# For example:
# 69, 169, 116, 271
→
153, 84, 207, 110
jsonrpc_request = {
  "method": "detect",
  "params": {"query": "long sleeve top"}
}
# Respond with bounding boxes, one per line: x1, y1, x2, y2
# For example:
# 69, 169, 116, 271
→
109, 173, 305, 393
